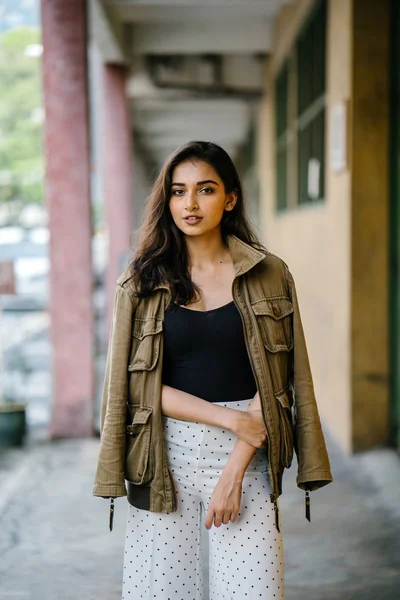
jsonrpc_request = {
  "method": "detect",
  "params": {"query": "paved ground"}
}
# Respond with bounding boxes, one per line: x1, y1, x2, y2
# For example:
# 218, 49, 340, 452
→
0, 428, 400, 600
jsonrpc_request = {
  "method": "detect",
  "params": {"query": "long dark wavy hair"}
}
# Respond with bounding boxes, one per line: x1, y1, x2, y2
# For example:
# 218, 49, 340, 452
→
129, 140, 267, 305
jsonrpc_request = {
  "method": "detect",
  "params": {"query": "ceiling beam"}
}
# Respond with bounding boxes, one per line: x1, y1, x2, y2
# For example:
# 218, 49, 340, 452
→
104, 3, 286, 23
130, 21, 273, 55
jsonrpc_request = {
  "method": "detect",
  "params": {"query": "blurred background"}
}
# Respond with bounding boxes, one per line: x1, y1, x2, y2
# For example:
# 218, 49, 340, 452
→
0, 1, 399, 599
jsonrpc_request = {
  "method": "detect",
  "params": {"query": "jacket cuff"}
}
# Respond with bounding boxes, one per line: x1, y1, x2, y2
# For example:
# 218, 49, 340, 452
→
296, 470, 333, 491
93, 483, 127, 498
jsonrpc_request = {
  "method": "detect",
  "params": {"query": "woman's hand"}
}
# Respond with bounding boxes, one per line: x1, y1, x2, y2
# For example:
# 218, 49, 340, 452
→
229, 409, 268, 448
204, 469, 243, 529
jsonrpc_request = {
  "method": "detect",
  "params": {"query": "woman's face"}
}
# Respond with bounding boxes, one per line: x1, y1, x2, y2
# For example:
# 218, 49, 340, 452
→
168, 159, 237, 238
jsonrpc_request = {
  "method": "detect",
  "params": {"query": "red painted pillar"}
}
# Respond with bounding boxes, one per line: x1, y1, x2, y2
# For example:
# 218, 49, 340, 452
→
103, 65, 134, 329
41, 0, 94, 437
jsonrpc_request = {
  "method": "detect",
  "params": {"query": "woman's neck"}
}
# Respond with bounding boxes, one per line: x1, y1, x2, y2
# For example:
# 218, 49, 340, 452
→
185, 231, 230, 270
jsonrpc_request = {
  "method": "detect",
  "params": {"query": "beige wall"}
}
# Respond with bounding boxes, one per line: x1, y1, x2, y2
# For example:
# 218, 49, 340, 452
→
258, 0, 353, 452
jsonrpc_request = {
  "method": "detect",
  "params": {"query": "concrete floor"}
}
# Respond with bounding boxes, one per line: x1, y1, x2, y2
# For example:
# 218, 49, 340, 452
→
0, 430, 399, 600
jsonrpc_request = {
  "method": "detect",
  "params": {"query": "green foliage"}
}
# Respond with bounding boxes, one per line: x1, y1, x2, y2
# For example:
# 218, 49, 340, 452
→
0, 26, 44, 207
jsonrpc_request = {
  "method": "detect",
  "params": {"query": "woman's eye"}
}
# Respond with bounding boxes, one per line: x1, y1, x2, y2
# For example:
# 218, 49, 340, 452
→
172, 187, 214, 196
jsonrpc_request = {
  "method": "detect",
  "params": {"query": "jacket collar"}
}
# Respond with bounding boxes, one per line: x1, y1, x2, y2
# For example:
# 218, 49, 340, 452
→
153, 233, 266, 291
226, 233, 266, 277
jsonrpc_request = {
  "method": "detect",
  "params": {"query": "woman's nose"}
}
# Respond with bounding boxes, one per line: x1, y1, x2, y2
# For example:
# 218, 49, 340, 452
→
185, 192, 199, 209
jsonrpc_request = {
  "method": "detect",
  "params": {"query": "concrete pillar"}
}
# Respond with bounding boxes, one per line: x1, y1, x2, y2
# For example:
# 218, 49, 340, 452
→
351, 0, 390, 450
103, 65, 134, 328
41, 0, 94, 437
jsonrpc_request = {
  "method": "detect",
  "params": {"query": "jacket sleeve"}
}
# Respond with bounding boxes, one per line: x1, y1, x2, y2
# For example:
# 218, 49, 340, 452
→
93, 283, 136, 498
286, 267, 333, 492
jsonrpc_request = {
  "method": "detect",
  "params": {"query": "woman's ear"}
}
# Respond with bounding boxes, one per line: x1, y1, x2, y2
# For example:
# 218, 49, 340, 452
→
225, 190, 238, 212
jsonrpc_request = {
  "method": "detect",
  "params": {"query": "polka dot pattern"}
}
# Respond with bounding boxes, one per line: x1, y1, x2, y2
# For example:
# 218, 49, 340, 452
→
122, 398, 285, 599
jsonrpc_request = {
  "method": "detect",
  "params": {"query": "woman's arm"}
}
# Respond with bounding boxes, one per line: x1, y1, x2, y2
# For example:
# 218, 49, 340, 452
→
230, 390, 264, 462
224, 391, 263, 472
161, 385, 267, 448
162, 384, 236, 429
200, 391, 264, 480
163, 386, 268, 530
204, 392, 267, 529
93, 284, 137, 499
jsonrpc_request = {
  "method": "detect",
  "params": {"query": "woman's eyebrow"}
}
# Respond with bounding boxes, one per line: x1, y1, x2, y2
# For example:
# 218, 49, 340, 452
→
171, 179, 219, 186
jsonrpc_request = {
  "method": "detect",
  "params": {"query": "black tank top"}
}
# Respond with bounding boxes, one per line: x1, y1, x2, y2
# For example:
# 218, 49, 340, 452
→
161, 300, 257, 403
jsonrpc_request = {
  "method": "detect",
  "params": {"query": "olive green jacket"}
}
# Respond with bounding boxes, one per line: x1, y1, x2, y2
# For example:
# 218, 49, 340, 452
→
93, 234, 333, 528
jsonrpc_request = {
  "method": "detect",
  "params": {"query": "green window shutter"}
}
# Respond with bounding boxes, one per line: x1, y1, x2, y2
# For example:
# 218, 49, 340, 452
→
297, 0, 327, 205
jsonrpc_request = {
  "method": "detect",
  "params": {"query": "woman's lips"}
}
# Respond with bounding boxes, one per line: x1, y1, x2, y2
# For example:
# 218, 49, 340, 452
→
183, 216, 203, 225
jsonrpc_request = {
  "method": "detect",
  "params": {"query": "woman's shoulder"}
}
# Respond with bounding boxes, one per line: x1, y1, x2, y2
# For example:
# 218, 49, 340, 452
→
258, 248, 290, 276
116, 265, 140, 301
117, 264, 134, 287
249, 250, 294, 300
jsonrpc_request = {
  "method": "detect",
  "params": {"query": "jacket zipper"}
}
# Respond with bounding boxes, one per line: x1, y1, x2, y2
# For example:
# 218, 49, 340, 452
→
164, 289, 178, 513
231, 276, 281, 533
171, 468, 177, 510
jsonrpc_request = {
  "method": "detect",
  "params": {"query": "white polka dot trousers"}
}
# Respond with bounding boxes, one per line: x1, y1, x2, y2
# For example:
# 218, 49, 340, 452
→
122, 399, 285, 600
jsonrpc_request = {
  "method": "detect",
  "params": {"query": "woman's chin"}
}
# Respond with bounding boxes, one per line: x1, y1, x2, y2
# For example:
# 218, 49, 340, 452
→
179, 223, 223, 238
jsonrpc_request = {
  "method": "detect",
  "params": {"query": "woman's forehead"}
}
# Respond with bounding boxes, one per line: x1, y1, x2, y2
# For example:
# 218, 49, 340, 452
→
172, 159, 220, 183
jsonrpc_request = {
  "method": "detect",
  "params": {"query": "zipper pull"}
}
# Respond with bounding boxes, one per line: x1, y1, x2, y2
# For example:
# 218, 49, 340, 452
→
270, 493, 280, 533
274, 500, 280, 533
305, 490, 311, 522
109, 497, 115, 532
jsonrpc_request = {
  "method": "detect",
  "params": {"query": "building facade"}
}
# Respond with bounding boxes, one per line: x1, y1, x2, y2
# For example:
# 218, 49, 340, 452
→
258, 0, 397, 454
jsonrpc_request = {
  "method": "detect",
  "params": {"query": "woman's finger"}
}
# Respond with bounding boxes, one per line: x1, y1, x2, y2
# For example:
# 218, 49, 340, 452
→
204, 505, 215, 529
222, 511, 230, 525
213, 511, 223, 528
229, 511, 238, 523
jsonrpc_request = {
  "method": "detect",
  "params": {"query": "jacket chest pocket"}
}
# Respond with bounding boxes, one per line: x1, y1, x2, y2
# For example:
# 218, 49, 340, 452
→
251, 297, 294, 353
128, 316, 163, 372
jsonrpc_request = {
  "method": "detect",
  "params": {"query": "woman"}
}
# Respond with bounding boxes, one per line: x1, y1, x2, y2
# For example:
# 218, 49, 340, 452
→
93, 140, 333, 600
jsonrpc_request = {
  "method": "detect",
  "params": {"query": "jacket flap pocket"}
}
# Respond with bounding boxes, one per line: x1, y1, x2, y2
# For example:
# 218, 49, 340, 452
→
251, 297, 294, 352
129, 317, 163, 371
274, 386, 292, 409
133, 317, 163, 340
125, 405, 154, 485
251, 297, 294, 320
131, 406, 153, 425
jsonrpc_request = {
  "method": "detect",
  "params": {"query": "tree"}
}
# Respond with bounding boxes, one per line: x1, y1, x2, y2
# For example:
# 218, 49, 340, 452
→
0, 26, 44, 210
